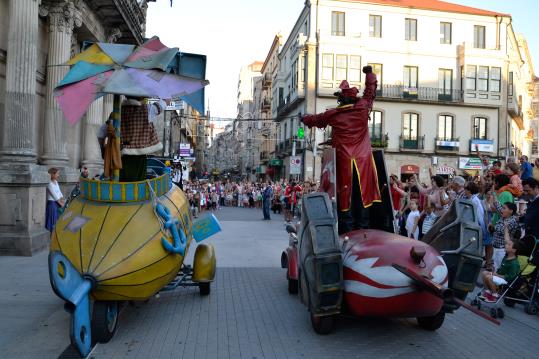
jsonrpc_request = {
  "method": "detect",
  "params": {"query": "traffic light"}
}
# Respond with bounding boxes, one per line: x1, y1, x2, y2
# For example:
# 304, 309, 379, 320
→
297, 126, 305, 139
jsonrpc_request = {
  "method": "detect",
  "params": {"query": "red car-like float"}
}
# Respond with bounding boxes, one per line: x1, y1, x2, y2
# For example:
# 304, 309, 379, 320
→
282, 149, 497, 334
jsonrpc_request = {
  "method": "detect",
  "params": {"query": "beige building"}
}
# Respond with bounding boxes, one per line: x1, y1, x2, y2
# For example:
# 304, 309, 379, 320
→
0, 0, 148, 255
258, 0, 537, 181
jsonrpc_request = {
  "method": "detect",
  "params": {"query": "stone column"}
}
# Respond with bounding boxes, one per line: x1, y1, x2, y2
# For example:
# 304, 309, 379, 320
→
0, 0, 50, 256
0, 0, 39, 162
39, 0, 82, 165
82, 98, 104, 176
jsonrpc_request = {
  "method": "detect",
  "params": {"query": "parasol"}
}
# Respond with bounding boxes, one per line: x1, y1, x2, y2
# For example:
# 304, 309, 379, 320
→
54, 36, 208, 125
54, 36, 208, 180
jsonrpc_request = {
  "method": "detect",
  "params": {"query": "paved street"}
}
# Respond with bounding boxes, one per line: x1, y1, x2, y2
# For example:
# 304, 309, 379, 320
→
1, 206, 538, 359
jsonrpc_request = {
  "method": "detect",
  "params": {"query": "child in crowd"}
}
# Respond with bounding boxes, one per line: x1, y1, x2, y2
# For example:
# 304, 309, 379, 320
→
480, 238, 520, 302
406, 199, 420, 239
505, 162, 523, 197
420, 203, 437, 239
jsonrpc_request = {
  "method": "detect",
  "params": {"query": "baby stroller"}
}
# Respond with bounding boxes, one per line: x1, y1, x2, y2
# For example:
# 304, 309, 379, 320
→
471, 236, 539, 318
271, 195, 282, 214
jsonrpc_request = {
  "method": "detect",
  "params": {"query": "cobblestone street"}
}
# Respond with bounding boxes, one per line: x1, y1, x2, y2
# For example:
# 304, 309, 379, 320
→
1, 207, 539, 359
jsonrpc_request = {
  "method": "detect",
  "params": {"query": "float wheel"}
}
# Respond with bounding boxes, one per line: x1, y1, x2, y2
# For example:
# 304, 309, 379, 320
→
199, 282, 210, 296
417, 311, 445, 331
525, 303, 538, 315
288, 278, 298, 295
310, 313, 334, 335
92, 301, 118, 343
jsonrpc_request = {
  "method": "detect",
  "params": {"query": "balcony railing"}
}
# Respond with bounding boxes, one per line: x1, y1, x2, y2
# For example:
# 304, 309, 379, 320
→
260, 151, 270, 161
275, 138, 302, 155
262, 73, 272, 88
435, 137, 460, 152
377, 85, 463, 103
399, 135, 425, 150
261, 98, 271, 111
370, 134, 388, 148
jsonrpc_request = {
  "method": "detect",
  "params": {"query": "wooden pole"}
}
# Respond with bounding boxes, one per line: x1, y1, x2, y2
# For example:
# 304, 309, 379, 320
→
112, 94, 121, 181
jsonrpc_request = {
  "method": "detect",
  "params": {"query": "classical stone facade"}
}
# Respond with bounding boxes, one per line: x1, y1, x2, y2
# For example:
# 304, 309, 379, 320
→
0, 0, 148, 255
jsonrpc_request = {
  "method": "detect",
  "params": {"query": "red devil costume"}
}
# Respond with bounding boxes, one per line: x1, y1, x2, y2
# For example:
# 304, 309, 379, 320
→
303, 68, 381, 232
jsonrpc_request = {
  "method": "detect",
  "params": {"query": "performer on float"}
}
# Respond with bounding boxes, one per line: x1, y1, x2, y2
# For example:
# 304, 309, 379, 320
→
302, 66, 381, 234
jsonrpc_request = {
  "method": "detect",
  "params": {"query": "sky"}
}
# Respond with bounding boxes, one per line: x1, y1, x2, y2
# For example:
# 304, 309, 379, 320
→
146, 0, 538, 120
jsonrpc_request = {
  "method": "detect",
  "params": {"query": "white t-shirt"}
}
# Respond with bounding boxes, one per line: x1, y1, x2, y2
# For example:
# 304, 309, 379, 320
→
47, 181, 63, 202
406, 210, 420, 239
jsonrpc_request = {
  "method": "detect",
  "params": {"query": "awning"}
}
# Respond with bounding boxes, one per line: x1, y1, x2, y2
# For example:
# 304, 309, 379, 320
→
400, 164, 419, 174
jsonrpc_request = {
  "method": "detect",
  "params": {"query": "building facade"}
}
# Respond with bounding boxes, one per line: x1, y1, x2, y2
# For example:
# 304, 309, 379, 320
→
259, 0, 537, 182
0, 0, 148, 255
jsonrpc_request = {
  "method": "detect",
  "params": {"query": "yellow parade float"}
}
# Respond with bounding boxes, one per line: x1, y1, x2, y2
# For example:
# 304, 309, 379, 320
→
47, 36, 218, 358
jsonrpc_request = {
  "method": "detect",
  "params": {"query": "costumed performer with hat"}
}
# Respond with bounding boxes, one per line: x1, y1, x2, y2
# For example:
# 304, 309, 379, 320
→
302, 66, 381, 234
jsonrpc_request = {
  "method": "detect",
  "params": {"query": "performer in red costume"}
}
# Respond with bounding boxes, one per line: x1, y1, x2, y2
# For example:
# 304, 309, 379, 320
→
302, 66, 381, 234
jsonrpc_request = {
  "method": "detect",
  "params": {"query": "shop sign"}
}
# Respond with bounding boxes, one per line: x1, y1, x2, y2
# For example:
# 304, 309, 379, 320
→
436, 165, 456, 175
459, 157, 484, 169
400, 164, 419, 174
269, 159, 283, 167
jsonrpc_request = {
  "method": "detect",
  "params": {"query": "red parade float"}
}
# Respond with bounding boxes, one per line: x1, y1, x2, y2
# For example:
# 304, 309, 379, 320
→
281, 67, 496, 334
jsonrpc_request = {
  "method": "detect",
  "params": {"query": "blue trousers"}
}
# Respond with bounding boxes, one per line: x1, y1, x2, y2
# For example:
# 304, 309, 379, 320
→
262, 199, 271, 219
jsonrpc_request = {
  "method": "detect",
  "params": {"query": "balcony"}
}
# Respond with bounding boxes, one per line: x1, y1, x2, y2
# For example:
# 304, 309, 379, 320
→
276, 138, 302, 155
260, 151, 270, 162
370, 134, 388, 148
262, 73, 272, 88
435, 137, 460, 152
88, 0, 146, 44
399, 135, 425, 150
508, 96, 523, 119
378, 85, 463, 103
261, 98, 271, 112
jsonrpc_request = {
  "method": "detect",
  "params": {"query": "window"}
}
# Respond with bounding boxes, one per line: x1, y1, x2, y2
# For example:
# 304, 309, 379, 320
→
335, 54, 347, 81
490, 67, 501, 92
349, 55, 361, 83
440, 22, 452, 44
291, 60, 298, 92
438, 115, 454, 140
466, 65, 476, 91
508, 71, 514, 96
322, 53, 333, 81
403, 66, 418, 88
405, 18, 417, 41
474, 25, 486, 49
332, 11, 345, 36
473, 117, 487, 139
369, 111, 383, 140
369, 15, 382, 38
368, 63, 383, 88
478, 66, 489, 91
438, 69, 452, 94
403, 113, 418, 139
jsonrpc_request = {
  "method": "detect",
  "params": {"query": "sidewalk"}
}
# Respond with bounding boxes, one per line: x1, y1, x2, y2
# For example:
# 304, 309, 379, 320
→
1, 207, 538, 358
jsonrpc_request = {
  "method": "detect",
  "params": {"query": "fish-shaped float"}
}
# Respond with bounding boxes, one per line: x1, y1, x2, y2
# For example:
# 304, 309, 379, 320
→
49, 168, 220, 357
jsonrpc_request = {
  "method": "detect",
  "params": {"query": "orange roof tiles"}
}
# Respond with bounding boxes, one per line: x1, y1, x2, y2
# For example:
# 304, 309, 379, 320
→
349, 0, 511, 18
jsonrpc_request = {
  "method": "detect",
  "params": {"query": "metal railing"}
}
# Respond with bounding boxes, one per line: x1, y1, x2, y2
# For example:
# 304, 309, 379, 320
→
262, 73, 272, 88
399, 135, 425, 150
377, 85, 463, 103
370, 134, 388, 148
